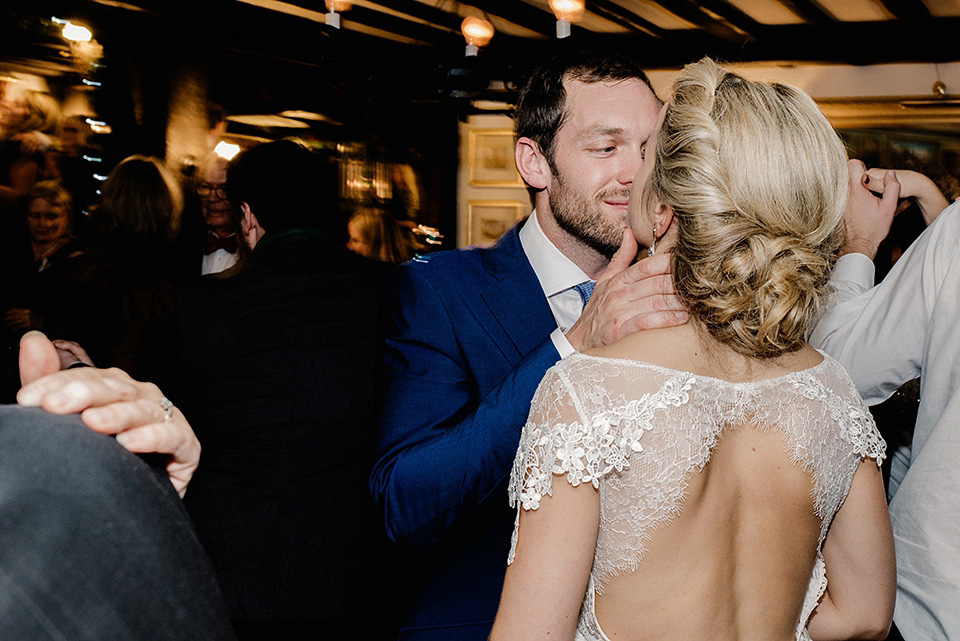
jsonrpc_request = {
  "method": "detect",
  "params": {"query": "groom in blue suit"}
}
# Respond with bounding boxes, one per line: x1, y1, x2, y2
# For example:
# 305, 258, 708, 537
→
371, 50, 687, 640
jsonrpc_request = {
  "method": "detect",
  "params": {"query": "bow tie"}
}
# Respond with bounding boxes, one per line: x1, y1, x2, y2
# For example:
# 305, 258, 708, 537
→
203, 233, 239, 255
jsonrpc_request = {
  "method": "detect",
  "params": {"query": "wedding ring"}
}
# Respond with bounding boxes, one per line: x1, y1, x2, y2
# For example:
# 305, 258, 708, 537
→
158, 396, 174, 423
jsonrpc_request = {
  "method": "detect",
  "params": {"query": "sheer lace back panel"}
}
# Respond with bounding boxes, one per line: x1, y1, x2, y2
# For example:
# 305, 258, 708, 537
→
507, 352, 885, 639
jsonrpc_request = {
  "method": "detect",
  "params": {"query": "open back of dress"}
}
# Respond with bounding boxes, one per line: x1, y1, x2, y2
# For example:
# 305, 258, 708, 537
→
508, 352, 884, 641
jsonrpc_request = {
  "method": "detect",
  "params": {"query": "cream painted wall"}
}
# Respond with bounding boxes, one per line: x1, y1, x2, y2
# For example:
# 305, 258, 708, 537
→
457, 114, 533, 248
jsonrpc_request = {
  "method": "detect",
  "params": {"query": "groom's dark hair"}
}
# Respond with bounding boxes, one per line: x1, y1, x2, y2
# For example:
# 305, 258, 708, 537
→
514, 49, 658, 172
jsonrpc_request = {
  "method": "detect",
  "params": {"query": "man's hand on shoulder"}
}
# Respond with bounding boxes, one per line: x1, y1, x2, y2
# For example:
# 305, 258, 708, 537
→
17, 332, 200, 498
565, 230, 688, 352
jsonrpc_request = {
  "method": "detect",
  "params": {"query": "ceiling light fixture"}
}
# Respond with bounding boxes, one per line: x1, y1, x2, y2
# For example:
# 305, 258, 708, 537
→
549, 0, 584, 39
461, 17, 494, 57
214, 141, 241, 160
324, 0, 352, 29
61, 21, 93, 42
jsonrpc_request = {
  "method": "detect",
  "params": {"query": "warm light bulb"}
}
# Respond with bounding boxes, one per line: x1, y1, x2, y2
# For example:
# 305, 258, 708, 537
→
549, 0, 584, 20
461, 16, 494, 56
549, 0, 583, 38
214, 141, 241, 161
62, 22, 92, 42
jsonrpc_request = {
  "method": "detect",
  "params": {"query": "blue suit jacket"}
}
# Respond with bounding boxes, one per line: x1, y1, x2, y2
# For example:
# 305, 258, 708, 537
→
371, 224, 563, 640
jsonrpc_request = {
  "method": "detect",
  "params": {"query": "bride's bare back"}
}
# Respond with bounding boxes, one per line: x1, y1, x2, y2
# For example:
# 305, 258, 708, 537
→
497, 324, 887, 641
595, 325, 822, 641
596, 413, 821, 641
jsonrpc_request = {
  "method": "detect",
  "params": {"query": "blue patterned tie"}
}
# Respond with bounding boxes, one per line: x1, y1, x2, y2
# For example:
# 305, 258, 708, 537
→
573, 280, 595, 306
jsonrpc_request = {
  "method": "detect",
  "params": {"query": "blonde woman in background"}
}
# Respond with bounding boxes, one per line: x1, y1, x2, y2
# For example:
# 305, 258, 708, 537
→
492, 58, 895, 641
346, 206, 422, 264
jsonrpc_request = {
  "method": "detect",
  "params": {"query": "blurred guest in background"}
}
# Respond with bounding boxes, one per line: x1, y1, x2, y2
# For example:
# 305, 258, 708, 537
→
5, 181, 76, 326
178, 140, 395, 640
2, 181, 77, 400
0, 87, 60, 215
197, 154, 244, 275
46, 115, 101, 227
346, 206, 421, 264
42, 155, 183, 390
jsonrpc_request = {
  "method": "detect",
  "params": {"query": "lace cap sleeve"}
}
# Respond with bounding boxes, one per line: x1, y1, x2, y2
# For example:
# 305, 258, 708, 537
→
508, 363, 585, 516
507, 362, 589, 564
812, 358, 887, 467
508, 356, 679, 515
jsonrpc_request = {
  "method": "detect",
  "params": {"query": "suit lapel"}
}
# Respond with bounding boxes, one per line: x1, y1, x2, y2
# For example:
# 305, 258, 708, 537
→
479, 225, 558, 359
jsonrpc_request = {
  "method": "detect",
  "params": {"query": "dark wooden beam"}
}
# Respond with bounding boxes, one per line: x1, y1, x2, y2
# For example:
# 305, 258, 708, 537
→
876, 0, 931, 21
460, 0, 556, 38
357, 0, 464, 32
775, 0, 836, 27
600, 17, 960, 67
588, 0, 665, 39
698, 0, 765, 36
650, 0, 754, 42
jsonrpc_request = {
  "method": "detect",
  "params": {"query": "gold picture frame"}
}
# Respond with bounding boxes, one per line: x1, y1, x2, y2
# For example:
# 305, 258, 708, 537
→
467, 129, 524, 187
467, 200, 525, 247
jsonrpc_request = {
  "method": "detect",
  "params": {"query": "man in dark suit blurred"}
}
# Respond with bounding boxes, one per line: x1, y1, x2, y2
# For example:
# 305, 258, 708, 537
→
177, 140, 392, 640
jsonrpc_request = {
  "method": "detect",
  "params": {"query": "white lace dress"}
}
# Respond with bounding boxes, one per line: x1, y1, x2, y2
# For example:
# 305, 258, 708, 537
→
507, 351, 885, 641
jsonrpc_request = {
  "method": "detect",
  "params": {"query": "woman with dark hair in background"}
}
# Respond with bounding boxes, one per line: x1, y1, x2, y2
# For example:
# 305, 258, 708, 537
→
44, 155, 184, 390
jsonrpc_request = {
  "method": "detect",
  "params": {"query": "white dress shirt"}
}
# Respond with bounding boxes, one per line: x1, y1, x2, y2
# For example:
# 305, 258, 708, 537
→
519, 210, 592, 358
201, 247, 240, 275
810, 200, 960, 641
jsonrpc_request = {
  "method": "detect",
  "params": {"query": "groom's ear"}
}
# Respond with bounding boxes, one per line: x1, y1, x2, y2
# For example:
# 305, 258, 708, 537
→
515, 137, 551, 190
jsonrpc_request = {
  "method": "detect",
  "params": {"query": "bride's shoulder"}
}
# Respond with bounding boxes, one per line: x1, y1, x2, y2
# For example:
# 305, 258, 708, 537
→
586, 323, 698, 370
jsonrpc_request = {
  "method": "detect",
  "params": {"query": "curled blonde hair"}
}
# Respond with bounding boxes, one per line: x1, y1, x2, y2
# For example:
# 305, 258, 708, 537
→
648, 58, 847, 358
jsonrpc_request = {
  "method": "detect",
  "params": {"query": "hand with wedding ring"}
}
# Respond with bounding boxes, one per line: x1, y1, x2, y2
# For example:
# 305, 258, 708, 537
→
16, 331, 200, 497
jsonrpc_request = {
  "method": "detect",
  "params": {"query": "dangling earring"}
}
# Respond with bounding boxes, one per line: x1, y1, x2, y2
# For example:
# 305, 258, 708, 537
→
650, 226, 658, 256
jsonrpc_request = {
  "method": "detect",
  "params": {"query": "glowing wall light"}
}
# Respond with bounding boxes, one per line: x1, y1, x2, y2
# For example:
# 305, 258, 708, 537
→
549, 0, 584, 38
461, 16, 494, 57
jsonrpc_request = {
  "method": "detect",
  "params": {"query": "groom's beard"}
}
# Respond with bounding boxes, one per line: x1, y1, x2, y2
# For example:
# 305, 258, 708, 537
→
549, 171, 626, 259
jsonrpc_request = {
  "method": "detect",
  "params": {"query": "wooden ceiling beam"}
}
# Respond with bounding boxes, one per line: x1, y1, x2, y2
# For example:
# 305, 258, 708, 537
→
360, 0, 464, 32
588, 0, 666, 39
696, 0, 765, 36
459, 0, 556, 38
775, 0, 835, 27
650, 0, 754, 42
876, 0, 932, 21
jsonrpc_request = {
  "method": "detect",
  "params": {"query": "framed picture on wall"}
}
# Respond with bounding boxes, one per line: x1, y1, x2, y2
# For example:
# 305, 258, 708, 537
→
467, 200, 525, 246
468, 130, 524, 186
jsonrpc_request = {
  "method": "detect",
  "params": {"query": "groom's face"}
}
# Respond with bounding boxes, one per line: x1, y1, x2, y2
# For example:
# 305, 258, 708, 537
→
544, 77, 661, 257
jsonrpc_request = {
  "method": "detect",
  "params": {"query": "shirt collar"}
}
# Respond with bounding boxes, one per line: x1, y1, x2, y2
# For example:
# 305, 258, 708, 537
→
519, 209, 590, 298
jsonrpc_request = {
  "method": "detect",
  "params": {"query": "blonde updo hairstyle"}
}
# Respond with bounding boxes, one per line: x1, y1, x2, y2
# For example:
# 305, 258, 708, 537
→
647, 58, 848, 359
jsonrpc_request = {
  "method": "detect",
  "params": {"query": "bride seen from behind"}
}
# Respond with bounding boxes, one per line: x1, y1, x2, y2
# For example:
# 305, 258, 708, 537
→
490, 58, 895, 641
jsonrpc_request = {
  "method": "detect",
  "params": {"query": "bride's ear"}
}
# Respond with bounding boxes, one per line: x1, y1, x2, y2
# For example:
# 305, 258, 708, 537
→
653, 201, 676, 238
